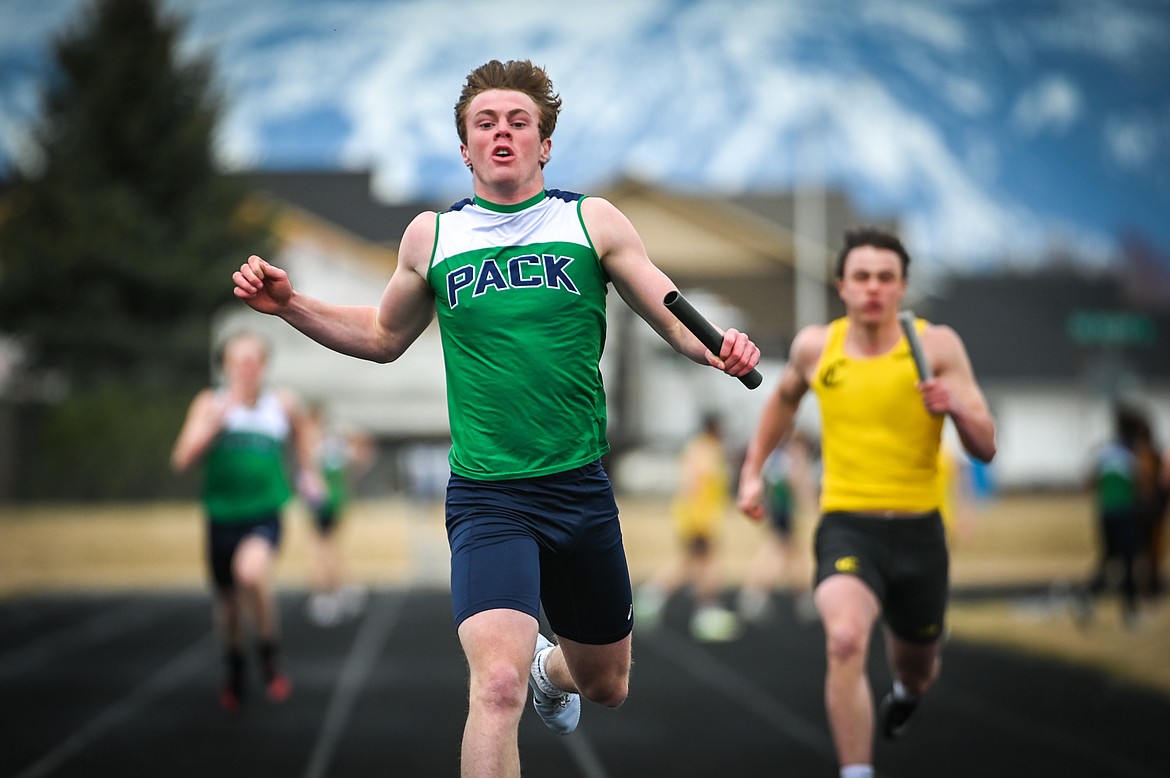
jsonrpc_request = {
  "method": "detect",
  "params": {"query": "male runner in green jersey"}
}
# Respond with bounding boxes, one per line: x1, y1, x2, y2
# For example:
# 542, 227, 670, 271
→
231, 59, 760, 777
172, 331, 318, 711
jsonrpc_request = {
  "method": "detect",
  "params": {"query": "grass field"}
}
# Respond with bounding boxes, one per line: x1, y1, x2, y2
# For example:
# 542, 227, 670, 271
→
2, 491, 1167, 694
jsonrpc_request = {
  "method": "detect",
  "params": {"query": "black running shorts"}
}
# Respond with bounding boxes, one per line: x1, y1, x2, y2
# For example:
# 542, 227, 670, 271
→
814, 510, 948, 644
206, 514, 282, 590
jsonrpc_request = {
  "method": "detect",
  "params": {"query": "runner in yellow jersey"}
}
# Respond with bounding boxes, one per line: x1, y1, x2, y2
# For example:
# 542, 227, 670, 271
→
637, 414, 741, 642
737, 227, 996, 778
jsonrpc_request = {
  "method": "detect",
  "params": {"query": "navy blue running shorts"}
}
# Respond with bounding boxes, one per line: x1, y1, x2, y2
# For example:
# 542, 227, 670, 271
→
765, 498, 794, 537
445, 460, 634, 645
814, 510, 949, 644
206, 514, 282, 591
312, 504, 340, 536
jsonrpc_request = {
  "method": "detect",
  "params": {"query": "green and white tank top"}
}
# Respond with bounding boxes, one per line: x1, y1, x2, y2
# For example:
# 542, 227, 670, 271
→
203, 391, 292, 522
427, 190, 611, 480
1095, 442, 1137, 514
317, 431, 350, 512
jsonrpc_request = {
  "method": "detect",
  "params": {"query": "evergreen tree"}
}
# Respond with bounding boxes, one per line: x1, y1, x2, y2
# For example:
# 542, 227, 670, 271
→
0, 0, 272, 391
0, 0, 274, 499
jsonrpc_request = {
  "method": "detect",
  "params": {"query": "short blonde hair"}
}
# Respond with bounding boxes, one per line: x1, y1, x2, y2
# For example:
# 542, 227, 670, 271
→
216, 331, 268, 367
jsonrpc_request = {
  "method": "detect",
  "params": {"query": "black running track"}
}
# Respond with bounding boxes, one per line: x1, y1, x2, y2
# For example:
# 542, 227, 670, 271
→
2, 587, 1168, 778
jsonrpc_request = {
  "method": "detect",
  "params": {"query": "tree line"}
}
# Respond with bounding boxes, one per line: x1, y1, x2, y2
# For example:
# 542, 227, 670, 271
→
0, 0, 274, 500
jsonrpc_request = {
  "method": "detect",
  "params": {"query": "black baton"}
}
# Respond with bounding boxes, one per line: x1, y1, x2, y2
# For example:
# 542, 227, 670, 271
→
665, 291, 763, 390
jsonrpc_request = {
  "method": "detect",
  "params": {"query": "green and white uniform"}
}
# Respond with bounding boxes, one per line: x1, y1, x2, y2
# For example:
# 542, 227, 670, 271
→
317, 432, 350, 515
311, 430, 350, 533
1095, 442, 1137, 517
203, 391, 292, 522
427, 190, 611, 480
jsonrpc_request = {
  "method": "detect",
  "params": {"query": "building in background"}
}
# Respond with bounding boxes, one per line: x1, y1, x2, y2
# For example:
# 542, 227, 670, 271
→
216, 171, 1170, 495
921, 270, 1170, 490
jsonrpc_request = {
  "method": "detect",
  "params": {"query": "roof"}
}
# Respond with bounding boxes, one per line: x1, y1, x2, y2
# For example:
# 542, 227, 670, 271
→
234, 169, 442, 246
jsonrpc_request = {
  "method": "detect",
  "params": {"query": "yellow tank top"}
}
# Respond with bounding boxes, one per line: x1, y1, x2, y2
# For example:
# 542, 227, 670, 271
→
937, 448, 960, 535
672, 434, 730, 537
812, 317, 943, 513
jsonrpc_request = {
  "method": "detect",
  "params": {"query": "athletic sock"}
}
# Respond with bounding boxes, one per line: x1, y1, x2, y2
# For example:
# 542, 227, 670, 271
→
738, 588, 769, 621
840, 764, 874, 778
893, 680, 918, 702
531, 645, 566, 698
224, 648, 245, 695
257, 639, 279, 682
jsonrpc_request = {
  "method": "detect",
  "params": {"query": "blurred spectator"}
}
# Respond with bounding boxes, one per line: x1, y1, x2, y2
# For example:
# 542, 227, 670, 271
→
736, 430, 819, 624
302, 402, 375, 627
636, 414, 742, 641
1157, 441, 1170, 597
1133, 418, 1167, 599
937, 428, 979, 546
1076, 404, 1149, 629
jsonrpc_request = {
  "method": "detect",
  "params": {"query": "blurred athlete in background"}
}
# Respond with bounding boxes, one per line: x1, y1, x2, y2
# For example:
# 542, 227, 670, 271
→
738, 227, 996, 778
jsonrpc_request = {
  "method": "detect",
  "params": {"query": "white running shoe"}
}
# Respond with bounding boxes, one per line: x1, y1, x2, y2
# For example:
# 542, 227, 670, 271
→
793, 591, 819, 624
737, 588, 771, 624
690, 606, 743, 642
529, 634, 581, 735
634, 585, 666, 631
339, 583, 368, 618
306, 593, 343, 627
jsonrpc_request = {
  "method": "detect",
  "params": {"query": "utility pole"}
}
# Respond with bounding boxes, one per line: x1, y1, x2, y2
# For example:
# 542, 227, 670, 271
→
793, 120, 829, 329
794, 182, 828, 328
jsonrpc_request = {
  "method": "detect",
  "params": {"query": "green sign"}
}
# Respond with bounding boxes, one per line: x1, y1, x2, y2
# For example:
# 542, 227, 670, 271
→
1067, 311, 1156, 346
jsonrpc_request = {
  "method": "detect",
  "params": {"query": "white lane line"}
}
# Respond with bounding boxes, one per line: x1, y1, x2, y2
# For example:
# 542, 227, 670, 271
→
14, 633, 214, 778
646, 629, 836, 761
302, 589, 408, 778
0, 599, 173, 681
561, 725, 610, 778
608, 627, 1168, 777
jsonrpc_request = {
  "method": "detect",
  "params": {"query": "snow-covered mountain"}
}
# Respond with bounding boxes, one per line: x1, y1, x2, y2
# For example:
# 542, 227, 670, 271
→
1, 0, 1167, 274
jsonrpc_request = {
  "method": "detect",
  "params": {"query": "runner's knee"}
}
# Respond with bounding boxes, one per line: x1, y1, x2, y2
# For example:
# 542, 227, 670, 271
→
233, 559, 266, 590
233, 539, 272, 589
470, 661, 529, 716
578, 670, 628, 708
824, 621, 869, 665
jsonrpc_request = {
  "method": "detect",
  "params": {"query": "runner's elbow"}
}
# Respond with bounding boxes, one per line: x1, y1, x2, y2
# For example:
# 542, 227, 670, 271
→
972, 439, 997, 464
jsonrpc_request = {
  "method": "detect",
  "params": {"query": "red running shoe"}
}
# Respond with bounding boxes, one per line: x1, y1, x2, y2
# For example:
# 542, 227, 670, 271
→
266, 672, 292, 703
219, 687, 242, 713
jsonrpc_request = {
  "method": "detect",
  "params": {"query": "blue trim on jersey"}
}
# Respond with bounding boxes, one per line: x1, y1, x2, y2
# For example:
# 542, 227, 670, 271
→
546, 189, 583, 203
444, 189, 584, 214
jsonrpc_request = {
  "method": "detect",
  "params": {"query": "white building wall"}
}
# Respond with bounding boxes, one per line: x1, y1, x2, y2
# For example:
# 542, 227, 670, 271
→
986, 383, 1170, 490
214, 237, 1170, 494
213, 237, 450, 439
